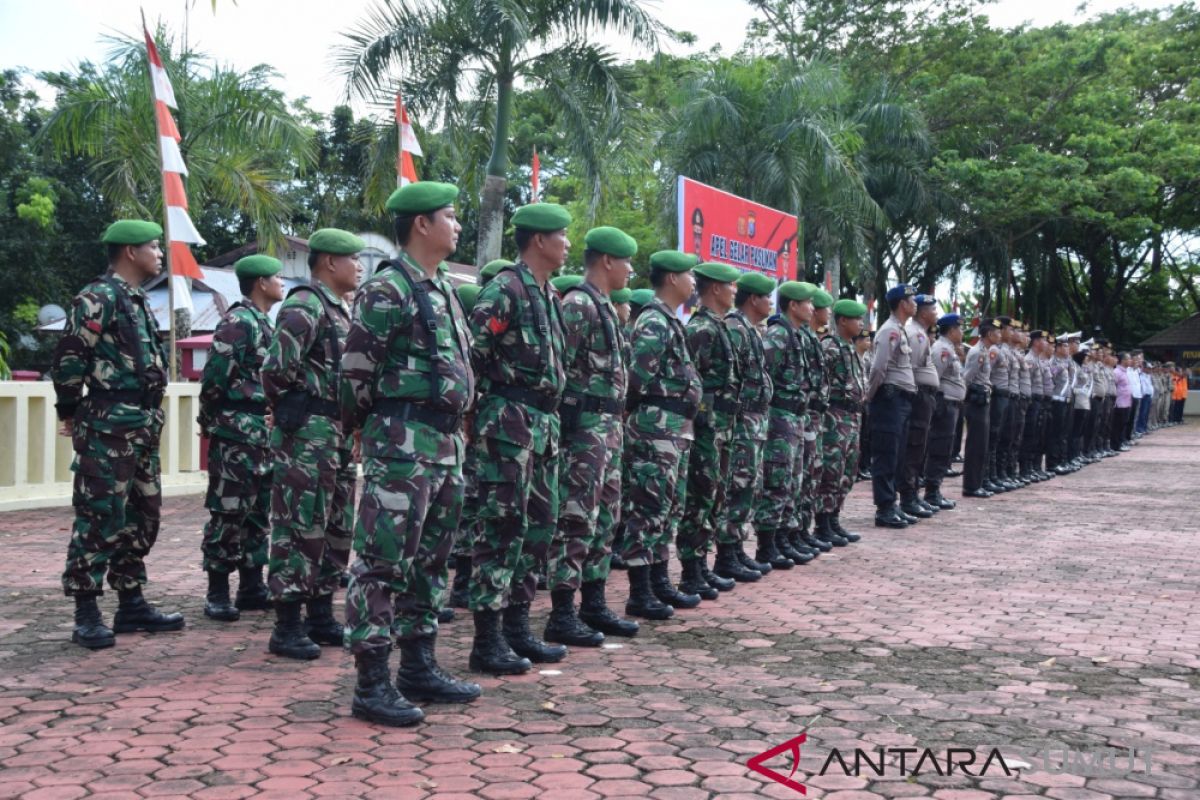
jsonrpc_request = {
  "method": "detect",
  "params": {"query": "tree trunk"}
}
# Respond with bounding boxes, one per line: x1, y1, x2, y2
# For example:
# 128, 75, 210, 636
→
825, 250, 840, 297
476, 74, 515, 266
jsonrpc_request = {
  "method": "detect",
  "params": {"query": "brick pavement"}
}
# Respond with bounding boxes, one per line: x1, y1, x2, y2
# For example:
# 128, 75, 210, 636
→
0, 425, 1197, 800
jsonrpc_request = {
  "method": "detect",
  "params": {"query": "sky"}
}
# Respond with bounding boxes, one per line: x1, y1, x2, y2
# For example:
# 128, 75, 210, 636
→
0, 0, 1176, 115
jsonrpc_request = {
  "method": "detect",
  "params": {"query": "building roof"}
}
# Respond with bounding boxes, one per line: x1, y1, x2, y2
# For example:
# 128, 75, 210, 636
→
203, 235, 312, 269
1141, 312, 1200, 348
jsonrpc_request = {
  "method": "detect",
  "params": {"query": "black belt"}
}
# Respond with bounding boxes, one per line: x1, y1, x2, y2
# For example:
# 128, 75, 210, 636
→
490, 383, 561, 413
829, 398, 863, 413
561, 391, 624, 416
371, 398, 464, 434
917, 384, 939, 396
224, 399, 268, 415
636, 394, 699, 420
87, 387, 164, 409
307, 398, 340, 418
702, 394, 741, 415
770, 396, 806, 414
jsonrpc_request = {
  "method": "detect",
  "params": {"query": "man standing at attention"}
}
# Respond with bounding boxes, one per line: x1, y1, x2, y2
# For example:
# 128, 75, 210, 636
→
865, 284, 918, 529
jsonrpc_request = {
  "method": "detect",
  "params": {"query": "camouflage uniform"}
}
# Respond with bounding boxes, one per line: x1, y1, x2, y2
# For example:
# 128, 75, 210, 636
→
621, 298, 703, 567
340, 253, 474, 653
797, 325, 827, 527
754, 316, 808, 538
199, 301, 273, 574
815, 332, 866, 513
261, 280, 354, 602
719, 309, 772, 546
51, 273, 168, 596
467, 262, 566, 612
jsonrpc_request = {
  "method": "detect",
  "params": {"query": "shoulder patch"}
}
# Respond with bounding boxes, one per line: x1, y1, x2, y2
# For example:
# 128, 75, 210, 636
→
486, 316, 509, 336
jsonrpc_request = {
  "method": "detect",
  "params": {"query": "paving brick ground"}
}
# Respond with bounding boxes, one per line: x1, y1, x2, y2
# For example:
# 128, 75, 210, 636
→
0, 425, 1197, 800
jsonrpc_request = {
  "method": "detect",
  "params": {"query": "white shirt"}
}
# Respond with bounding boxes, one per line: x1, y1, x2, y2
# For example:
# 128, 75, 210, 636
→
1129, 368, 1143, 399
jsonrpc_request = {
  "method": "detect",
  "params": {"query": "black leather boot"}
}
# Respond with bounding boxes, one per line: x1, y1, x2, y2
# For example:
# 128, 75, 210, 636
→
898, 497, 933, 519
113, 587, 185, 633
677, 558, 718, 600
469, 609, 532, 675
651, 561, 701, 608
449, 555, 471, 609
713, 542, 761, 583
351, 648, 424, 727
395, 634, 482, 704
72, 594, 114, 650
304, 594, 344, 646
756, 531, 794, 570
776, 530, 814, 564
437, 607, 455, 624
829, 514, 861, 543
578, 580, 638, 637
923, 488, 957, 510
544, 588, 604, 647
609, 552, 627, 570
699, 553, 735, 591
735, 540, 772, 575
204, 571, 240, 622
502, 602, 567, 663
874, 505, 909, 529
269, 601, 320, 660
815, 513, 849, 546
234, 566, 270, 611
799, 520, 832, 553
624, 565, 674, 620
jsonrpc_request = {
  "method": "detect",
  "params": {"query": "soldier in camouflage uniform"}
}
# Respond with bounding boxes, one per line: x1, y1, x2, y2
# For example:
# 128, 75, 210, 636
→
544, 227, 640, 647
198, 254, 285, 622
621, 251, 703, 620
51, 219, 185, 649
814, 299, 868, 543
467, 204, 570, 675
340, 183, 480, 727
800, 289, 838, 547
261, 228, 362, 660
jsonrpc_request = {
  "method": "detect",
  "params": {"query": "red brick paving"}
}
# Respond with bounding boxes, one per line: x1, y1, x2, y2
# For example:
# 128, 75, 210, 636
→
0, 426, 1197, 799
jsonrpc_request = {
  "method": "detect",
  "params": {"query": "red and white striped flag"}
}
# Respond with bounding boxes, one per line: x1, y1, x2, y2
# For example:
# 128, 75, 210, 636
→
143, 22, 204, 291
531, 147, 540, 201
395, 93, 421, 186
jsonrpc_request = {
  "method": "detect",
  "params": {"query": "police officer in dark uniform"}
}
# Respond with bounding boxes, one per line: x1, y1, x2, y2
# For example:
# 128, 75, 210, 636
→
865, 284, 918, 528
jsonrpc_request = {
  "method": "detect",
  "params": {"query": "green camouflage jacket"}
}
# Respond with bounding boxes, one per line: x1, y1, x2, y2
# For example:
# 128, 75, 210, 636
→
821, 332, 866, 409
686, 305, 743, 433
200, 302, 273, 447
626, 298, 703, 441
560, 280, 627, 436
725, 309, 773, 440
763, 316, 808, 438
799, 325, 828, 411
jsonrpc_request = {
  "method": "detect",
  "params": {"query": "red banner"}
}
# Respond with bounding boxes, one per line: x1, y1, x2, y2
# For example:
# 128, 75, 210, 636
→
676, 176, 798, 281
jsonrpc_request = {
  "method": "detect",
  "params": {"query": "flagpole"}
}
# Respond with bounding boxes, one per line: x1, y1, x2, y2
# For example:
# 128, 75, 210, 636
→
143, 9, 177, 381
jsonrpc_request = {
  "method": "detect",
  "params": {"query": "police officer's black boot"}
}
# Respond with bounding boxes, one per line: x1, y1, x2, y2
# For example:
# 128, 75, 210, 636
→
678, 558, 718, 600
651, 561, 701, 608
578, 580, 639, 637
624, 565, 674, 620
351, 647, 425, 727
756, 531, 794, 570
502, 602, 567, 663
72, 594, 115, 650
204, 570, 240, 622
235, 566, 270, 611
735, 540, 772, 575
815, 513, 849, 546
113, 587, 185, 633
874, 505, 909, 529
469, 609, 532, 675
699, 552, 735, 591
269, 600, 320, 660
923, 487, 956, 510
544, 588, 605, 647
829, 514, 862, 543
713, 542, 761, 583
449, 555, 471, 609
395, 633, 482, 704
304, 594, 344, 646
899, 495, 933, 520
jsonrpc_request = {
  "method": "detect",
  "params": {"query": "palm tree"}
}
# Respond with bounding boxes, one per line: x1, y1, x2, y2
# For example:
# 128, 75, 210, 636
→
337, 0, 664, 265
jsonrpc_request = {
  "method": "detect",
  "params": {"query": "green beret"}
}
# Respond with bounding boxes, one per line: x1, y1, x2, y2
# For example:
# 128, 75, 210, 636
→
480, 259, 514, 284
832, 298, 867, 318
101, 219, 163, 245
812, 289, 834, 309
386, 181, 459, 215
456, 284, 481, 312
512, 202, 572, 232
610, 287, 633, 304
234, 254, 283, 279
778, 281, 817, 303
629, 288, 655, 308
694, 262, 741, 283
649, 250, 699, 273
736, 272, 775, 296
308, 228, 365, 255
551, 274, 584, 293
584, 226, 637, 258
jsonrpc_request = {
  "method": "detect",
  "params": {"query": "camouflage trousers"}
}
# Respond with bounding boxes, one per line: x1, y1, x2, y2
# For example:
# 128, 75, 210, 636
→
267, 436, 355, 602
201, 436, 270, 573
344, 456, 462, 654
719, 435, 765, 544
677, 425, 733, 561
63, 424, 162, 596
620, 431, 691, 568
451, 444, 479, 560
469, 437, 560, 612
753, 417, 804, 536
815, 409, 861, 514
549, 423, 622, 591
797, 413, 823, 528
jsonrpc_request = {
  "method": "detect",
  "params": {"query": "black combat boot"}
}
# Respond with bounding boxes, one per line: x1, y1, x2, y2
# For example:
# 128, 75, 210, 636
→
437, 607, 455, 624
449, 555, 471, 609
72, 594, 115, 650
699, 552, 735, 591
395, 634, 482, 704
544, 588, 605, 647
898, 497, 933, 519
874, 505, 909, 529
304, 594, 344, 646
776, 530, 814, 565
502, 602, 567, 663
829, 514, 861, 543
735, 541, 772, 575
713, 542, 761, 583
234, 566, 270, 611
756, 531, 794, 570
578, 580, 638, 637
269, 601, 320, 660
923, 488, 956, 510
203, 571, 240, 622
469, 609, 532, 675
799, 520, 832, 553
815, 513, 849, 546
624, 565, 674, 620
677, 559, 718, 600
351, 648, 424, 727
112, 587, 185, 633
651, 561, 701, 608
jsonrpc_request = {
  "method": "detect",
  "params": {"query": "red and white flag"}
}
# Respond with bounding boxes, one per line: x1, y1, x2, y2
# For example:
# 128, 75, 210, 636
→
531, 147, 540, 201
143, 22, 204, 297
396, 93, 421, 186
